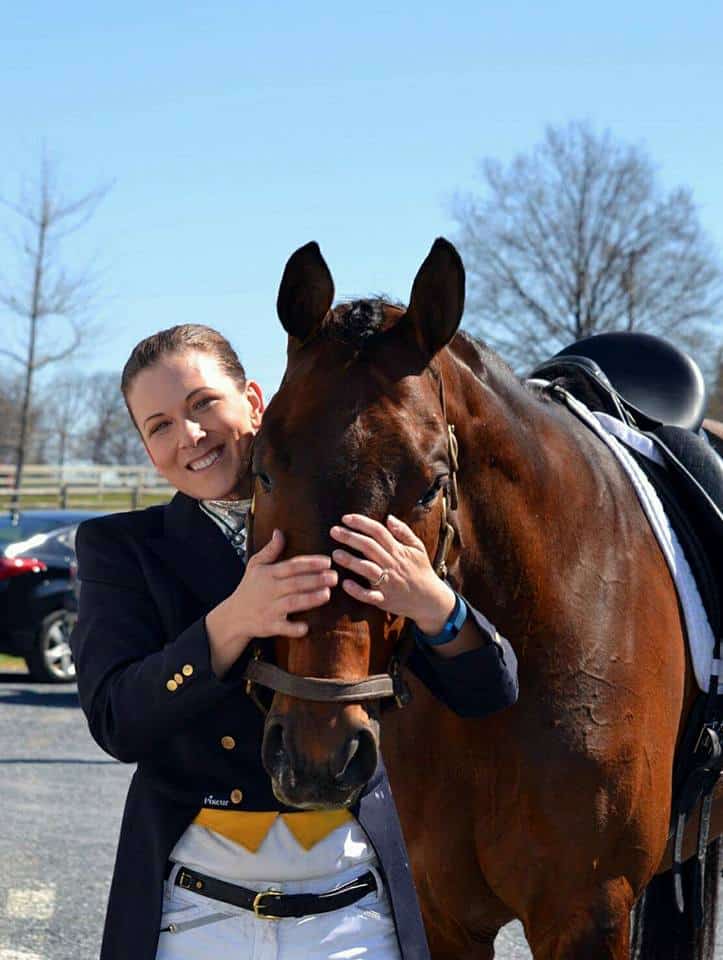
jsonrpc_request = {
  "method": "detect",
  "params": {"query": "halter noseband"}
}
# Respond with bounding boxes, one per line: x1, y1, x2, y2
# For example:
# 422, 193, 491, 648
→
242, 374, 459, 711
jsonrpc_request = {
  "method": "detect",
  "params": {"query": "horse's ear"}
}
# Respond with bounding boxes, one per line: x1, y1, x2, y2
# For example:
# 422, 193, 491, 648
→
404, 238, 465, 358
277, 242, 335, 342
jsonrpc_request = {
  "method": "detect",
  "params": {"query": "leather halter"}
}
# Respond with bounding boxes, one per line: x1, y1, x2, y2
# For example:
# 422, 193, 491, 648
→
242, 371, 459, 711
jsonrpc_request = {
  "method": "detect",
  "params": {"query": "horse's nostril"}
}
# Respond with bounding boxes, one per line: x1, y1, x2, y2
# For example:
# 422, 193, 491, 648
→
336, 727, 378, 787
335, 737, 360, 781
261, 718, 287, 776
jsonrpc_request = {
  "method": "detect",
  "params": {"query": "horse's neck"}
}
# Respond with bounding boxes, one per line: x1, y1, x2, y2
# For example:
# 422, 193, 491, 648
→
443, 338, 570, 495
442, 342, 607, 640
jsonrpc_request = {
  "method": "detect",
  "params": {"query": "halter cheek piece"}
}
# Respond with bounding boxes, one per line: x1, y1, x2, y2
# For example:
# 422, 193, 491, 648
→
242, 375, 459, 711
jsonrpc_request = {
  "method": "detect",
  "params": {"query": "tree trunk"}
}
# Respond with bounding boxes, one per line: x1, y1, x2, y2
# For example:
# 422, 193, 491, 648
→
12, 212, 46, 508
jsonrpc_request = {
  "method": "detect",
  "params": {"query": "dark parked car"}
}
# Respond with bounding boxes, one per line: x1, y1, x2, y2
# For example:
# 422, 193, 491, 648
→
0, 510, 103, 682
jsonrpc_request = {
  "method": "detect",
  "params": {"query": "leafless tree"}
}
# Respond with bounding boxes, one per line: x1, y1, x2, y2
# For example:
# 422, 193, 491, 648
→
0, 152, 110, 501
0, 371, 22, 464
0, 368, 43, 464
79, 372, 146, 465
453, 121, 722, 372
38, 369, 93, 466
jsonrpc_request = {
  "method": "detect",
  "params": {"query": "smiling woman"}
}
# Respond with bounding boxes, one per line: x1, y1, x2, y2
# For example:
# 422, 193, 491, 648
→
121, 328, 263, 502
70, 302, 517, 960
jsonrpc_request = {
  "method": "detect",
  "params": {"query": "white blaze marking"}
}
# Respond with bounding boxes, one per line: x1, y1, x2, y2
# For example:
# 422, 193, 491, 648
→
5, 886, 56, 920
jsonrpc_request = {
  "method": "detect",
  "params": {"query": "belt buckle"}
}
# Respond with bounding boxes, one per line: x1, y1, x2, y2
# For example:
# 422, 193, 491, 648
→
178, 870, 194, 891
252, 888, 283, 920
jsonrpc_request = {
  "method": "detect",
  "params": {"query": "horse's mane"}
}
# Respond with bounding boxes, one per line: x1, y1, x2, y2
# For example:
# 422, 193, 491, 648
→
450, 328, 524, 390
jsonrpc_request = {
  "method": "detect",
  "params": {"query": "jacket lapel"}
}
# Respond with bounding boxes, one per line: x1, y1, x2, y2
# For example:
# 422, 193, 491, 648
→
147, 492, 245, 610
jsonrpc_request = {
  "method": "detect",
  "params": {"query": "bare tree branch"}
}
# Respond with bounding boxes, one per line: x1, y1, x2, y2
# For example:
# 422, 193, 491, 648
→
0, 347, 25, 365
0, 152, 111, 499
453, 120, 723, 374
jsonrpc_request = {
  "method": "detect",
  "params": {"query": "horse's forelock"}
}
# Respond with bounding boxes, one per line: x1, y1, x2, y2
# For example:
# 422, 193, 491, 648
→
326, 298, 405, 347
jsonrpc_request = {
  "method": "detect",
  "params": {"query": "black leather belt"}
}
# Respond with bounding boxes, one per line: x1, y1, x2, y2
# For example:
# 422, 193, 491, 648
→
165, 862, 378, 920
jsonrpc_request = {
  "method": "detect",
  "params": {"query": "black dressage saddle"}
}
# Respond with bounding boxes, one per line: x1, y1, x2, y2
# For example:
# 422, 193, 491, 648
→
539, 330, 708, 432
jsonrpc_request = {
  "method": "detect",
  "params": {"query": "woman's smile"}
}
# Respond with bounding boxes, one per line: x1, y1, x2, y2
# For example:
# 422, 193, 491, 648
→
186, 443, 225, 472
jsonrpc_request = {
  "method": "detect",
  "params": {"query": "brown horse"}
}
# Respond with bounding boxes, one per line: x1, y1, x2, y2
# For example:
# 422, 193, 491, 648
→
250, 238, 722, 959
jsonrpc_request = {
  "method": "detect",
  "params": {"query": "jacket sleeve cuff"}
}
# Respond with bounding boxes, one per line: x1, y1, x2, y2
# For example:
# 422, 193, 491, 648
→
161, 616, 248, 697
409, 599, 519, 718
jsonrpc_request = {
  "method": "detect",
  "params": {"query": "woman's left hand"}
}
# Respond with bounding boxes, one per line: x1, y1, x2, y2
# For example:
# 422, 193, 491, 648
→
330, 513, 456, 635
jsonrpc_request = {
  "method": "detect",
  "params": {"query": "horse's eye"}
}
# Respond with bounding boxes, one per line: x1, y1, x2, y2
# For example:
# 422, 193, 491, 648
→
416, 475, 447, 508
255, 471, 272, 492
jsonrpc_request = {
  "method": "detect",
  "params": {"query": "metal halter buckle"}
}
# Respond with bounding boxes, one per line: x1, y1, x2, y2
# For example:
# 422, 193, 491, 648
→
252, 888, 284, 920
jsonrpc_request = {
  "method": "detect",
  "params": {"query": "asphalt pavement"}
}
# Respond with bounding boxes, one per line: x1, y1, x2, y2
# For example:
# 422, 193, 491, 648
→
0, 671, 133, 960
7, 672, 723, 959
0, 670, 565, 959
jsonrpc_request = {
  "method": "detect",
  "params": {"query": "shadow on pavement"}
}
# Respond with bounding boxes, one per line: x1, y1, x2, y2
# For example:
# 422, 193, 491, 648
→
0, 757, 117, 764
0, 685, 80, 708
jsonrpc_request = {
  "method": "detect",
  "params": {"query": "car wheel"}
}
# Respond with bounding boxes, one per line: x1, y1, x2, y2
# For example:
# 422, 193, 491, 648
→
25, 610, 77, 683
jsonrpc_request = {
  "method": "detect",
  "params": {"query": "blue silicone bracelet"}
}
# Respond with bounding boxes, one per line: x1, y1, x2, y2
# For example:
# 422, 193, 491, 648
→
413, 592, 468, 647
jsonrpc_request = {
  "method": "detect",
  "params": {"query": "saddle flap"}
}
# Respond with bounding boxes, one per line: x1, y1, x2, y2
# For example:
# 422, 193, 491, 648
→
645, 427, 723, 638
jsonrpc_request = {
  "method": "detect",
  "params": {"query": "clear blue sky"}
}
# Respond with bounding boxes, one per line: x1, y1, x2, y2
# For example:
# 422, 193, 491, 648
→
3, 0, 722, 398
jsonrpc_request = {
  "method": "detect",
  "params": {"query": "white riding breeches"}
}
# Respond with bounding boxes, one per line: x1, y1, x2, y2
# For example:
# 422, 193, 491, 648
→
155, 862, 402, 960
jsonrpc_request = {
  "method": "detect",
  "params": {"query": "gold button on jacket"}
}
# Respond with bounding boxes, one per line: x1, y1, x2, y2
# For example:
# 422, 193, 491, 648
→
230, 789, 243, 804
182, 664, 194, 677
173, 673, 184, 685
166, 679, 178, 692
221, 736, 236, 750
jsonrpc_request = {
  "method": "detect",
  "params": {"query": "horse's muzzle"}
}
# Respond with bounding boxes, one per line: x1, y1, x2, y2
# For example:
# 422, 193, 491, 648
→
261, 713, 380, 809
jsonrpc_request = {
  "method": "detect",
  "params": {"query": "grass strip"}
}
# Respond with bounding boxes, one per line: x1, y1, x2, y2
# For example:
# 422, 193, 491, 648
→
0, 492, 171, 511
0, 654, 27, 671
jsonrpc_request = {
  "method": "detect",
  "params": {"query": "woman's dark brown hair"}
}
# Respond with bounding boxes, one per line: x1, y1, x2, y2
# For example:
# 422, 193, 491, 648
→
121, 324, 246, 427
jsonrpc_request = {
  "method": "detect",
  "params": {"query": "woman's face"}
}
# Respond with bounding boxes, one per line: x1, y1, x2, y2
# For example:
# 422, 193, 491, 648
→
127, 350, 264, 500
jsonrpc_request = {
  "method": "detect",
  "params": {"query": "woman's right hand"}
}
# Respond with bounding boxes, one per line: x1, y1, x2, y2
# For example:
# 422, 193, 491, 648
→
205, 529, 337, 677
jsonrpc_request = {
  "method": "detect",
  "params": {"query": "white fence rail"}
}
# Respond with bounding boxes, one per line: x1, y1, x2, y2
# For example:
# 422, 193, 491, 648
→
0, 465, 173, 510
